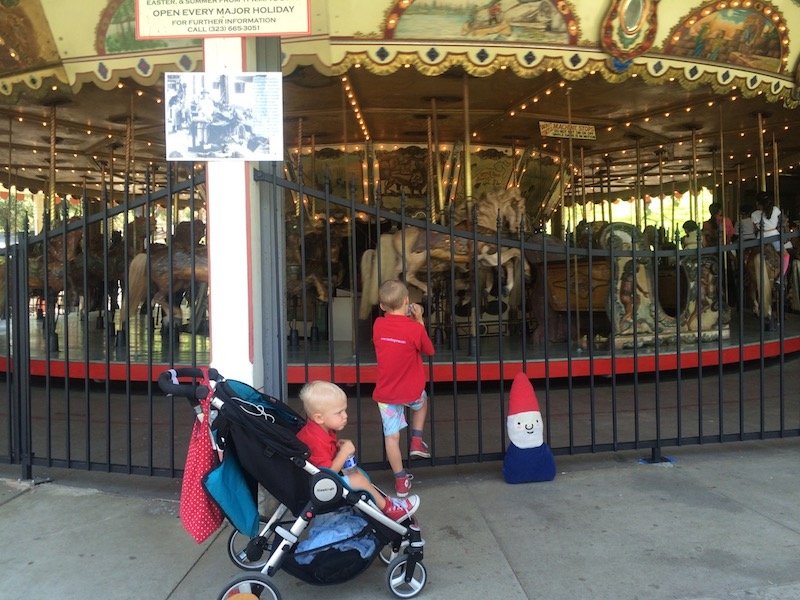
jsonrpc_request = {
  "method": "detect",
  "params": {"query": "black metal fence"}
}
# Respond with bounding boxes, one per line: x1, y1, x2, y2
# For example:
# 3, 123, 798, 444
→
1, 169, 799, 480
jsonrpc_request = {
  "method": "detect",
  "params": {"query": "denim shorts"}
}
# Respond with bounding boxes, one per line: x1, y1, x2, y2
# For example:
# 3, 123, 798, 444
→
377, 391, 427, 436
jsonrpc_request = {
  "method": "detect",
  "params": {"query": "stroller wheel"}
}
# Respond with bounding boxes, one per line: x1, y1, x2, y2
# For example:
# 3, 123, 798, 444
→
217, 572, 281, 600
386, 555, 427, 598
228, 522, 270, 571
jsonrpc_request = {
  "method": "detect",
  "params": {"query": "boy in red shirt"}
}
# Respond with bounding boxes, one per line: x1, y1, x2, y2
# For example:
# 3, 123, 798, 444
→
296, 380, 420, 522
372, 280, 435, 497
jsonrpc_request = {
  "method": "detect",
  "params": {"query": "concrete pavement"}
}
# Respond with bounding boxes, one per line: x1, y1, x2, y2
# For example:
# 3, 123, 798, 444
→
1, 439, 799, 600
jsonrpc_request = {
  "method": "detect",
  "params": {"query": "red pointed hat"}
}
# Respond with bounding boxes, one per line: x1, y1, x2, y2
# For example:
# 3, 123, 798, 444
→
508, 371, 540, 415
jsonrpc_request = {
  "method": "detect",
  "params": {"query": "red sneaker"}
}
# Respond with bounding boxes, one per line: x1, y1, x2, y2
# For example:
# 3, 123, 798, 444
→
394, 473, 413, 497
382, 495, 420, 522
410, 437, 431, 459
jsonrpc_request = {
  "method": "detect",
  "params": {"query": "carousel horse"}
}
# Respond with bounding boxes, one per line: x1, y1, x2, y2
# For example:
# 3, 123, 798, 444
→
744, 244, 782, 330
0, 220, 84, 317
121, 220, 208, 332
286, 224, 345, 305
67, 215, 152, 320
358, 187, 526, 320
522, 230, 568, 344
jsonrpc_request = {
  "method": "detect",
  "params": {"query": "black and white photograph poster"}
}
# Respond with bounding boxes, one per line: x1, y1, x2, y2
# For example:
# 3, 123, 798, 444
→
164, 72, 283, 161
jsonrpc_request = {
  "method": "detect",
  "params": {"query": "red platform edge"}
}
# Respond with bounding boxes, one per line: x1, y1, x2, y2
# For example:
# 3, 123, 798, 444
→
2, 336, 797, 385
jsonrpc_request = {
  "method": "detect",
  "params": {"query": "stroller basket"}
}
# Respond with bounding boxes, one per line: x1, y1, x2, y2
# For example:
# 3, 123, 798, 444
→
282, 508, 381, 585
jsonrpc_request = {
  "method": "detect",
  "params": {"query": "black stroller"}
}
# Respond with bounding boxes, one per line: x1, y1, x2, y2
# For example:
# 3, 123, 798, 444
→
159, 368, 427, 600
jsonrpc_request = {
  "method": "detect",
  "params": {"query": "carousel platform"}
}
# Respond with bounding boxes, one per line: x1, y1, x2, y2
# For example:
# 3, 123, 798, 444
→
1, 308, 797, 384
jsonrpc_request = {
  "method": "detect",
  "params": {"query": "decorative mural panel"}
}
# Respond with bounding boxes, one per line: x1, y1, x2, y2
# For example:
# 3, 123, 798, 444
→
96, 0, 201, 55
298, 148, 364, 201
601, 0, 660, 65
377, 146, 429, 208
384, 0, 580, 45
0, 1, 59, 78
661, 1, 788, 74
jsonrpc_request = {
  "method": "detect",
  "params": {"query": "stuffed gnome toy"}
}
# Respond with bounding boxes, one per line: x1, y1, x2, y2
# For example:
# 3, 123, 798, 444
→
502, 371, 556, 484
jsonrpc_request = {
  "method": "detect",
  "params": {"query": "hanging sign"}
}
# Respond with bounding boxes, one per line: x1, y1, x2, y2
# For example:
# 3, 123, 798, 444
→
135, 0, 310, 39
539, 121, 597, 140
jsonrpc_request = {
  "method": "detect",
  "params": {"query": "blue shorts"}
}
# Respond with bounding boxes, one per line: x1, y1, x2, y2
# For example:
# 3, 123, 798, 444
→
377, 391, 427, 436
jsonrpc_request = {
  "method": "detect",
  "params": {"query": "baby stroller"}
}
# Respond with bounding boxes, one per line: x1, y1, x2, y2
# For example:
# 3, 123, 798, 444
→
159, 367, 427, 599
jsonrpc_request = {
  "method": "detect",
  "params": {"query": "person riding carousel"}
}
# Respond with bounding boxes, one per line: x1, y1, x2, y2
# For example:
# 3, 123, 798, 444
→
751, 191, 790, 277
702, 202, 735, 247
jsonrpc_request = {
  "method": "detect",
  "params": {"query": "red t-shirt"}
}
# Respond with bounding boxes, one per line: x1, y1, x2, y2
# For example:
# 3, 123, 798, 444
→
296, 420, 337, 468
372, 313, 435, 404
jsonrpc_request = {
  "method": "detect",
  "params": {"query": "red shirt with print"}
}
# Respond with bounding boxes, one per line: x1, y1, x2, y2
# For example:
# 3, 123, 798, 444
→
296, 420, 337, 468
372, 313, 435, 404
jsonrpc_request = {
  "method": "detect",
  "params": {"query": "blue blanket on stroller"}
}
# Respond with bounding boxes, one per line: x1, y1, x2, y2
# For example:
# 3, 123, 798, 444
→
294, 509, 378, 565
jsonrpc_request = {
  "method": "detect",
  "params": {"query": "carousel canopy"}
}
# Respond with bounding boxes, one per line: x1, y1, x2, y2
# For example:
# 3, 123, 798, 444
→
1, 0, 800, 219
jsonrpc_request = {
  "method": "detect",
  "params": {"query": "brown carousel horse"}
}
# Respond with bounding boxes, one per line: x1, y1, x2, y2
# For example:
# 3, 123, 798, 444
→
121, 220, 208, 332
0, 220, 84, 317
63, 215, 150, 323
359, 187, 526, 319
744, 242, 782, 330
286, 222, 345, 304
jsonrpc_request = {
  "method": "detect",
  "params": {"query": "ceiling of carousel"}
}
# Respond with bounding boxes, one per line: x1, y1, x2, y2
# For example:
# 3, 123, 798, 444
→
2, 60, 800, 206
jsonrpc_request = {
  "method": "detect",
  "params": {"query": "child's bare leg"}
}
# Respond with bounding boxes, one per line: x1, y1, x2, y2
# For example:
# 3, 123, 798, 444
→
347, 470, 386, 510
411, 400, 427, 434
385, 431, 404, 474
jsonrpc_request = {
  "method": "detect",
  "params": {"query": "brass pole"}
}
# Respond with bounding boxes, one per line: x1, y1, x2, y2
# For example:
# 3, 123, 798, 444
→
772, 133, 780, 208
757, 112, 766, 193
691, 127, 698, 223
635, 136, 642, 231
463, 74, 473, 210
431, 97, 445, 219
657, 149, 665, 233
567, 88, 581, 348
427, 116, 435, 222
49, 105, 57, 219
719, 106, 726, 237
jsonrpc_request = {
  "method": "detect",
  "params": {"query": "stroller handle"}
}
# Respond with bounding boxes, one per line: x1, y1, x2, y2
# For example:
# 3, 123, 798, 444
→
157, 367, 221, 406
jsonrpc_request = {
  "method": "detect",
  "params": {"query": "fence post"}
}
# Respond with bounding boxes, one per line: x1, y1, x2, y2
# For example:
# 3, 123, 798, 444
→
10, 231, 32, 480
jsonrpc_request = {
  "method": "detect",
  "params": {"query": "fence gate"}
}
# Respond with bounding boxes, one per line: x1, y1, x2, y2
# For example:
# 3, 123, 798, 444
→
2, 169, 799, 481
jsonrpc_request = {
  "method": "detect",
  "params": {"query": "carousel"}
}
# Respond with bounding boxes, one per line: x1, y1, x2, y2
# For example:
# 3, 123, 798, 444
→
0, 0, 799, 384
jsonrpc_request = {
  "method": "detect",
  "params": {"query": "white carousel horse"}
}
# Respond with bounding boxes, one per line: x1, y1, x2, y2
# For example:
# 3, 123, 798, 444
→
359, 187, 526, 319
744, 243, 782, 330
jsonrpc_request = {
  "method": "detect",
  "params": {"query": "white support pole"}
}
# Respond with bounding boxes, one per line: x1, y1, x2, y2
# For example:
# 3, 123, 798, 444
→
203, 36, 265, 387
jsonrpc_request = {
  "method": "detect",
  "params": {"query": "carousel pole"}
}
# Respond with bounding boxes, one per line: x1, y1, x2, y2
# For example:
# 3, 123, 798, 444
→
736, 163, 742, 217
772, 133, 780, 207
6, 116, 11, 233
757, 112, 767, 193
719, 105, 726, 233
691, 127, 699, 224
718, 109, 730, 309
657, 148, 665, 234
635, 136, 642, 231
296, 117, 303, 217
431, 97, 446, 220
47, 103, 59, 352
426, 116, 436, 223
462, 74, 473, 210
580, 146, 587, 224
566, 87, 581, 351
311, 133, 317, 214
607, 158, 613, 223
462, 73, 478, 354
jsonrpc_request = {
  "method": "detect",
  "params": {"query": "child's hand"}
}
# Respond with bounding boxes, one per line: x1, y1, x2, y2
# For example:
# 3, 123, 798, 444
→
409, 303, 424, 323
337, 439, 355, 456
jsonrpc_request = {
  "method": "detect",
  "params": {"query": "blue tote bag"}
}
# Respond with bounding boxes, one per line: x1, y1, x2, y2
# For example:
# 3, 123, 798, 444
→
202, 452, 260, 537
